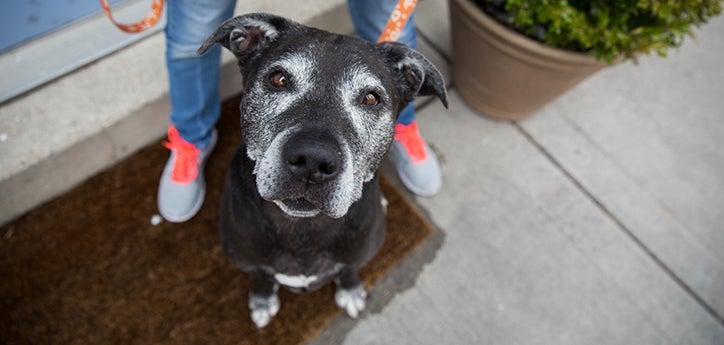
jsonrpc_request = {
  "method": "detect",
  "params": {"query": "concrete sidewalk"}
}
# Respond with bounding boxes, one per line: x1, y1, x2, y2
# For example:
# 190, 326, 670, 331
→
335, 1, 724, 344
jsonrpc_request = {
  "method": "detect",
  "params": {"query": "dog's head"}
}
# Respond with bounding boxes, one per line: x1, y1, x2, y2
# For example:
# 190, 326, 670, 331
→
199, 13, 447, 219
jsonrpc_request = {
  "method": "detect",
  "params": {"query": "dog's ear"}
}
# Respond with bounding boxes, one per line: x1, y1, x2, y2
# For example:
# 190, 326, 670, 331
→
376, 42, 448, 108
197, 13, 296, 61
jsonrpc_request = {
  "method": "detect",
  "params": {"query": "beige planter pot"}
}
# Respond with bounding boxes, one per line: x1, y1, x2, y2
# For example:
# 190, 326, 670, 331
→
450, 0, 609, 120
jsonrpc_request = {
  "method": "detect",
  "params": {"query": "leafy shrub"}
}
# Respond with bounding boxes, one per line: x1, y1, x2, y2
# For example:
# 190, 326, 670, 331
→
476, 0, 722, 62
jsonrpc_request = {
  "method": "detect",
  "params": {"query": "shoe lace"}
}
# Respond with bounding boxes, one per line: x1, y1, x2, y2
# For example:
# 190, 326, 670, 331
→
394, 121, 427, 164
162, 126, 200, 184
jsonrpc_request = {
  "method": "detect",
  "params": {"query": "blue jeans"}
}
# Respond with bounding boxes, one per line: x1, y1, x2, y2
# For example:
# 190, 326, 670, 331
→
166, 0, 417, 148
165, 0, 236, 149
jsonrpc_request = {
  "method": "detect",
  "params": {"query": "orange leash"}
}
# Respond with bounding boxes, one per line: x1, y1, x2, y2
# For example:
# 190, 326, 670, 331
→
377, 0, 418, 43
100, 0, 164, 33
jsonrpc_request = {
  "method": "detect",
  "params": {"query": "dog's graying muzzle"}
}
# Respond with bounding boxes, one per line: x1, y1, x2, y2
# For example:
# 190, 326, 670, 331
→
282, 131, 343, 185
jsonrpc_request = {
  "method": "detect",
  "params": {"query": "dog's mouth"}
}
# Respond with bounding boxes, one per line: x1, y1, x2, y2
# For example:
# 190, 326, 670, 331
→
272, 198, 320, 218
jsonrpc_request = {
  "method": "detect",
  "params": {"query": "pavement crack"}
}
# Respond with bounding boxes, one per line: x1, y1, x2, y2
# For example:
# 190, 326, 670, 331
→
512, 121, 724, 328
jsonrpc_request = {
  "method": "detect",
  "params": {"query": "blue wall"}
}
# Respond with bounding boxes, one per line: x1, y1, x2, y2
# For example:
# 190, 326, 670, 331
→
0, 0, 126, 53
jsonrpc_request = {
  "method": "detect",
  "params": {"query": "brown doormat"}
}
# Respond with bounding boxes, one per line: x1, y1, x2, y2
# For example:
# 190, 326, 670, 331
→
0, 96, 433, 345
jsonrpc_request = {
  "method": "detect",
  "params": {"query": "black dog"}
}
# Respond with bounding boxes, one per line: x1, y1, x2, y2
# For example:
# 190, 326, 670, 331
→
198, 13, 447, 328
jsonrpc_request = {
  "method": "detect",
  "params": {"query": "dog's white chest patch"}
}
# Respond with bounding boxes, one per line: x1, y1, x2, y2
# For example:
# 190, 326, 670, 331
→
274, 273, 319, 288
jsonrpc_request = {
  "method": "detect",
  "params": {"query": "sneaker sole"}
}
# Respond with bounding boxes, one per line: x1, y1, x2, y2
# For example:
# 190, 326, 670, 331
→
396, 168, 441, 197
390, 142, 442, 198
159, 183, 206, 223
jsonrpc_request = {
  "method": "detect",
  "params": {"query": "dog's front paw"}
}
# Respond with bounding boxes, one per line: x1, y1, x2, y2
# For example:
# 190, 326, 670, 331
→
335, 285, 367, 318
248, 293, 280, 328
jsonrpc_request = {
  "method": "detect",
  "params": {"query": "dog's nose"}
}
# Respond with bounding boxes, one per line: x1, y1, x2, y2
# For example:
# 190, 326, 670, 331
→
283, 137, 342, 184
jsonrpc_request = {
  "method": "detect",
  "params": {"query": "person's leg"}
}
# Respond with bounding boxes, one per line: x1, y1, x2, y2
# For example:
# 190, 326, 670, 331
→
158, 0, 236, 222
347, 0, 417, 46
347, 0, 442, 196
166, 0, 236, 148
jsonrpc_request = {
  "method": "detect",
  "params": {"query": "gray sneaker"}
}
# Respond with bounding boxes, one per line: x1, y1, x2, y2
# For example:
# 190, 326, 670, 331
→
388, 122, 442, 197
158, 126, 217, 223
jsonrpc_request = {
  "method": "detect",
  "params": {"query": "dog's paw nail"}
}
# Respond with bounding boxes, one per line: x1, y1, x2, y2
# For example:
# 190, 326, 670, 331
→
335, 285, 367, 319
248, 293, 280, 328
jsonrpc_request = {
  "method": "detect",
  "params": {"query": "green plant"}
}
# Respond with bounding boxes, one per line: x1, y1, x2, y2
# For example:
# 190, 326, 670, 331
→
478, 0, 722, 62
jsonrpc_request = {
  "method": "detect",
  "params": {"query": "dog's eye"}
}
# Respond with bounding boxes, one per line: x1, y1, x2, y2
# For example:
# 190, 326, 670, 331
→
270, 71, 287, 88
362, 92, 380, 106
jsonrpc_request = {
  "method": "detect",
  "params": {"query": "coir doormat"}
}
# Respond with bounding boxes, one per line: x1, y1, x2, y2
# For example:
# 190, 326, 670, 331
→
0, 96, 434, 344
